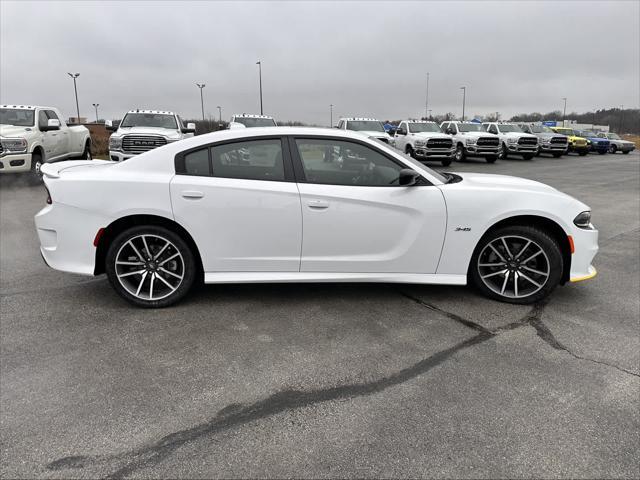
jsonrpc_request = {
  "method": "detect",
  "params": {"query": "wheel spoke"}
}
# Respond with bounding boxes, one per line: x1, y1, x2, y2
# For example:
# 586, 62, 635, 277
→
515, 240, 532, 260
521, 265, 549, 276
519, 271, 542, 288
127, 240, 146, 262
141, 235, 151, 260
514, 271, 519, 297
158, 252, 180, 266
135, 271, 148, 296
488, 243, 507, 262
501, 237, 513, 258
117, 269, 146, 278
116, 260, 144, 266
149, 273, 155, 300
159, 267, 183, 280
153, 240, 171, 261
521, 249, 542, 264
501, 271, 510, 294
479, 262, 505, 267
482, 268, 508, 279
155, 273, 177, 292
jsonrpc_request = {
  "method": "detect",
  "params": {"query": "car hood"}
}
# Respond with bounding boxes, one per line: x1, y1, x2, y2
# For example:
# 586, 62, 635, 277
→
587, 137, 608, 143
115, 126, 182, 140
0, 124, 35, 138
353, 130, 389, 138
501, 132, 536, 139
535, 132, 564, 139
459, 131, 496, 138
412, 132, 450, 139
454, 172, 559, 194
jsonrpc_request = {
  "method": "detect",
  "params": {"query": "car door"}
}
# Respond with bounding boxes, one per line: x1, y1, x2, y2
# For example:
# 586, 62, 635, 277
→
37, 110, 58, 161
45, 110, 69, 158
290, 136, 447, 274
170, 136, 302, 272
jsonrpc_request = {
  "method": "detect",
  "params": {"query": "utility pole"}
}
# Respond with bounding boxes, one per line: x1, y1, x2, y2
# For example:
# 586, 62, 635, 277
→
217, 106, 222, 127
256, 61, 263, 115
562, 97, 567, 125
427, 109, 432, 120
620, 105, 624, 133
92, 103, 100, 123
425, 72, 430, 119
196, 83, 206, 121
67, 73, 80, 124
330, 104, 334, 127
460, 86, 466, 121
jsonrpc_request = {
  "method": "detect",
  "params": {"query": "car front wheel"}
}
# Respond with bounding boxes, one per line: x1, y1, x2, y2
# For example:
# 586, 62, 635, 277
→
470, 226, 563, 304
609, 144, 617, 154
106, 226, 196, 308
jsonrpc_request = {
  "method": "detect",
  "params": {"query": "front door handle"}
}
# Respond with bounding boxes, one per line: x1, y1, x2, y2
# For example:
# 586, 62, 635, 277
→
181, 190, 204, 199
307, 199, 329, 210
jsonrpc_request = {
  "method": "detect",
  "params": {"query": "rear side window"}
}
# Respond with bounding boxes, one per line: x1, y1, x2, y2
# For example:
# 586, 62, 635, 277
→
211, 139, 284, 181
183, 148, 210, 176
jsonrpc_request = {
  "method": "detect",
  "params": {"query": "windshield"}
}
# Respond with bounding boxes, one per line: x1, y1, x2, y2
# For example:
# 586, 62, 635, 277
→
0, 108, 35, 126
581, 131, 597, 137
458, 123, 483, 132
347, 120, 385, 132
120, 113, 177, 129
607, 133, 621, 140
408, 122, 441, 133
555, 128, 574, 135
498, 124, 523, 133
531, 125, 554, 133
234, 117, 277, 127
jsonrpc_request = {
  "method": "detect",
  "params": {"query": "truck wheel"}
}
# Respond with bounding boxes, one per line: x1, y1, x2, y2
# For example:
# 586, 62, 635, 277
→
485, 155, 498, 164
522, 153, 535, 160
552, 152, 563, 158
609, 145, 617, 154
28, 152, 43, 185
405, 145, 416, 159
454, 145, 466, 162
80, 141, 92, 160
500, 144, 509, 159
441, 158, 452, 167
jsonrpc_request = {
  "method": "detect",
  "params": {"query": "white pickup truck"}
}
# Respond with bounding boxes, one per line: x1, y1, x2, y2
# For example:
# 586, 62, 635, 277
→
106, 110, 195, 161
336, 117, 393, 145
481, 122, 539, 160
229, 113, 277, 129
393, 120, 454, 166
0, 105, 91, 182
440, 121, 501, 163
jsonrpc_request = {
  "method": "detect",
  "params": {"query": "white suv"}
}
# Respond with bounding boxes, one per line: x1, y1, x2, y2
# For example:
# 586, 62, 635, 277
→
229, 114, 277, 129
440, 121, 500, 163
393, 120, 454, 166
107, 110, 195, 162
482, 122, 539, 160
336, 117, 392, 145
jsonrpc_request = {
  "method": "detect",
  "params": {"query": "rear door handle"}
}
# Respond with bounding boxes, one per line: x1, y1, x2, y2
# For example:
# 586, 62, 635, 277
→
307, 199, 329, 210
181, 190, 204, 199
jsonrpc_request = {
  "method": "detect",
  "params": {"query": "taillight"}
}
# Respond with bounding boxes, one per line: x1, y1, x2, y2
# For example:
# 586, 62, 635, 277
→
45, 186, 52, 204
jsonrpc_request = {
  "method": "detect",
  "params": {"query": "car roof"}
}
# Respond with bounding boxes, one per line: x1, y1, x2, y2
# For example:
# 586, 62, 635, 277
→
126, 109, 176, 115
339, 117, 381, 121
1, 105, 52, 110
232, 113, 275, 119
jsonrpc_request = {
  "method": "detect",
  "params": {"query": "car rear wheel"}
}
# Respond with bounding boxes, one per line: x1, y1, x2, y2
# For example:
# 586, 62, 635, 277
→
609, 144, 617, 154
106, 226, 196, 308
470, 226, 563, 304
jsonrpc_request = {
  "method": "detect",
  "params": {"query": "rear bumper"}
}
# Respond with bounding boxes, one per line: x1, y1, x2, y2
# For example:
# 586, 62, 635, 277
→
0, 153, 32, 173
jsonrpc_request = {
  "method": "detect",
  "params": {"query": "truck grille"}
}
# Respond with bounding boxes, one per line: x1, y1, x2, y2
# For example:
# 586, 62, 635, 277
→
518, 137, 538, 146
122, 135, 167, 154
550, 136, 568, 145
0, 143, 3, 156
476, 137, 499, 147
427, 138, 453, 149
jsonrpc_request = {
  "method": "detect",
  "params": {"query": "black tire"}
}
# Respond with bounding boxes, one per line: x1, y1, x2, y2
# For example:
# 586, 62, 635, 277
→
552, 152, 563, 158
405, 145, 416, 159
622, 150, 630, 154
441, 158, 452, 167
485, 155, 498, 164
609, 144, 617, 154
469, 225, 563, 304
500, 143, 509, 159
80, 140, 93, 160
522, 153, 535, 160
454, 144, 466, 162
105, 225, 196, 308
28, 152, 43, 185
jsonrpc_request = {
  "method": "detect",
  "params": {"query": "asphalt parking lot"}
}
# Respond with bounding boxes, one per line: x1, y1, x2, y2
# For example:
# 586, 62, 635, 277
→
1, 151, 639, 479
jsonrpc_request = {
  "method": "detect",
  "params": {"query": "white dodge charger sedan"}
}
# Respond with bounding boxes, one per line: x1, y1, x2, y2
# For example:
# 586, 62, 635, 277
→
36, 127, 598, 308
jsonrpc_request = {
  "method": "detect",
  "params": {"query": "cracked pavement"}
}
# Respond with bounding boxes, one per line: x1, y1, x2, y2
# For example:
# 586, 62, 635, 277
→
1, 152, 639, 478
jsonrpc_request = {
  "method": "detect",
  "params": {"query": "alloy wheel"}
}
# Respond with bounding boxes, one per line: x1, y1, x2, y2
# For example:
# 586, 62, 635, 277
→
477, 235, 550, 299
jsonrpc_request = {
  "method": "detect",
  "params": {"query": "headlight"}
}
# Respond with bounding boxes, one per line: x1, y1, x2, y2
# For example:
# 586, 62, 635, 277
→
465, 138, 477, 145
573, 211, 592, 229
507, 137, 518, 144
415, 140, 426, 147
109, 136, 122, 151
0, 138, 28, 154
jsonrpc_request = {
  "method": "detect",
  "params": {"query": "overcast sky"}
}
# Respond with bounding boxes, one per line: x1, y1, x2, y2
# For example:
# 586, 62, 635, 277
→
1, 0, 639, 124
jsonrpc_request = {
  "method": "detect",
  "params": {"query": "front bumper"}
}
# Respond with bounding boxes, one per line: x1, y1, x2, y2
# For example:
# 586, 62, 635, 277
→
568, 145, 589, 154
506, 143, 538, 153
539, 143, 568, 152
465, 145, 500, 156
590, 144, 609, 153
569, 225, 599, 283
0, 152, 32, 173
620, 144, 636, 153
414, 147, 455, 159
108, 150, 137, 162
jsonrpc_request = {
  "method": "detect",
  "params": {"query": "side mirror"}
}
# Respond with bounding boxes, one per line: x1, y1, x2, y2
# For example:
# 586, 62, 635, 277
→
396, 129, 405, 136
42, 119, 60, 131
398, 168, 421, 186
447, 128, 455, 135
182, 122, 196, 134
105, 120, 116, 131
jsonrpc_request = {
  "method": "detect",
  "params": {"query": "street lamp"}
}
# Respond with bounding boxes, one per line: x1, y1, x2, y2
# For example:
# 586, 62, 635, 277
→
425, 72, 430, 119
67, 73, 80, 124
562, 97, 567, 125
427, 109, 432, 120
330, 104, 334, 127
196, 83, 206, 121
620, 105, 624, 133
256, 61, 263, 115
460, 86, 466, 121
92, 103, 100, 123
217, 106, 222, 127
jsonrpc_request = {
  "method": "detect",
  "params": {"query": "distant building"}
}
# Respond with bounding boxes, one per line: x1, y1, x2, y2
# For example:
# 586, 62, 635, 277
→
67, 117, 87, 124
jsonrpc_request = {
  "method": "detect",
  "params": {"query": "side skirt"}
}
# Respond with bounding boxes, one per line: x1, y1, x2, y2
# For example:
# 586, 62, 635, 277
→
203, 272, 467, 285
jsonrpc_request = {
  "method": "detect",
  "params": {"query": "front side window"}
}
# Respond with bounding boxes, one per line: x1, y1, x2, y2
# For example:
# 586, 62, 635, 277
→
498, 124, 523, 133
121, 113, 177, 129
345, 120, 385, 133
45, 110, 60, 121
212, 139, 284, 181
38, 111, 49, 130
295, 138, 404, 186
408, 122, 440, 133
458, 123, 482, 132
0, 108, 35, 127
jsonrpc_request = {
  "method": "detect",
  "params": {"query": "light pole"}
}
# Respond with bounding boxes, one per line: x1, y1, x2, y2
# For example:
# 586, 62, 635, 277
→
425, 72, 430, 119
460, 86, 466, 121
256, 61, 263, 115
196, 83, 206, 121
217, 106, 222, 127
427, 109, 432, 120
620, 105, 624, 133
67, 73, 80, 124
562, 97, 567, 125
92, 103, 100, 123
330, 104, 334, 127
